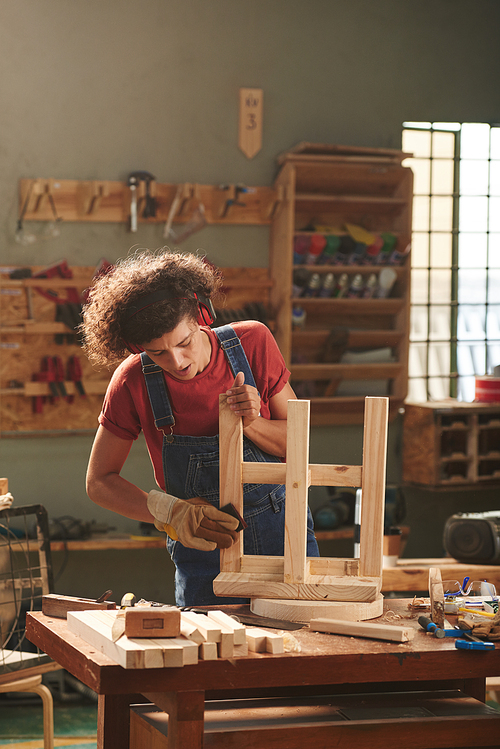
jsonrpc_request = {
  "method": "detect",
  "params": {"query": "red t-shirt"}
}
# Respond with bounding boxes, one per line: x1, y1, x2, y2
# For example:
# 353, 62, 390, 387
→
99, 321, 290, 490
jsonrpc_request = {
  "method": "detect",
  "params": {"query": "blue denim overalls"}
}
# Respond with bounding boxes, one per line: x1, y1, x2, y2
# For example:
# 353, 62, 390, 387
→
141, 324, 319, 606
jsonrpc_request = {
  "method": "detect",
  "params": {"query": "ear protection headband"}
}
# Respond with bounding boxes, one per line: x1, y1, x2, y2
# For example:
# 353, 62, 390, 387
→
122, 289, 216, 354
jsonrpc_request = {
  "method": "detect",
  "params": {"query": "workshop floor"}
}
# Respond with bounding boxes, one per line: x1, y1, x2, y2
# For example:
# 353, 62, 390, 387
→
0, 675, 97, 749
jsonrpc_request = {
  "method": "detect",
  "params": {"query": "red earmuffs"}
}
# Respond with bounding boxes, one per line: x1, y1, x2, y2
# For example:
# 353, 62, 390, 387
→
122, 289, 216, 354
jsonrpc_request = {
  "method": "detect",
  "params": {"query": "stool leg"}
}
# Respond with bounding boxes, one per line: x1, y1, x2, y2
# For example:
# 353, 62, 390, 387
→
29, 683, 54, 749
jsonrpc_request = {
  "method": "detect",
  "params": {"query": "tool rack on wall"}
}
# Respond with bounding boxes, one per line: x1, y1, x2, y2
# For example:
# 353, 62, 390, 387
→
0, 265, 273, 435
18, 179, 285, 225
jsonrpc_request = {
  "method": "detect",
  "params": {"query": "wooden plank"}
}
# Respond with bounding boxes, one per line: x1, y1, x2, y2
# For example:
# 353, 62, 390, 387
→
124, 607, 180, 639
309, 464, 362, 487
284, 400, 310, 584
214, 572, 380, 602
219, 394, 244, 573
239, 555, 359, 577
199, 641, 218, 660
180, 611, 222, 642
241, 462, 362, 488
67, 610, 142, 669
359, 397, 388, 578
207, 610, 246, 645
310, 617, 415, 642
67, 610, 195, 669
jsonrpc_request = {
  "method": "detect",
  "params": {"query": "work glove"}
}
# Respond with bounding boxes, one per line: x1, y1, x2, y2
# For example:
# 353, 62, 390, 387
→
147, 490, 240, 552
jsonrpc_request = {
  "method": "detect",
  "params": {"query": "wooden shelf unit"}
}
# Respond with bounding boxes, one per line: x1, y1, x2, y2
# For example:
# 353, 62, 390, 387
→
402, 401, 500, 487
269, 146, 413, 425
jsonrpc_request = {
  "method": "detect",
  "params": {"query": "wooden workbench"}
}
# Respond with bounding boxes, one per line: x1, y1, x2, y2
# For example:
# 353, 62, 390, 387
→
26, 600, 500, 749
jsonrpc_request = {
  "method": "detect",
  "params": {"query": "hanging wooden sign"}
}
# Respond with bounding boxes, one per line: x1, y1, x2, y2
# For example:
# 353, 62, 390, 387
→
238, 87, 263, 159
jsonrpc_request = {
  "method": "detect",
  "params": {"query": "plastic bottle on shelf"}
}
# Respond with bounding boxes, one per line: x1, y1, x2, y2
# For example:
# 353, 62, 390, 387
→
361, 272, 378, 298
292, 268, 310, 298
303, 272, 322, 297
293, 235, 311, 265
319, 272, 335, 298
377, 233, 398, 264
334, 235, 356, 264
348, 242, 367, 264
346, 273, 364, 298
333, 273, 349, 298
375, 267, 397, 298
305, 234, 327, 264
388, 241, 411, 265
292, 306, 306, 329
365, 234, 384, 264
320, 235, 341, 264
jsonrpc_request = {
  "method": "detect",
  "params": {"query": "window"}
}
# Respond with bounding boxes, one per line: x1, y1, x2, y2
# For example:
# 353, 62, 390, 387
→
402, 122, 500, 403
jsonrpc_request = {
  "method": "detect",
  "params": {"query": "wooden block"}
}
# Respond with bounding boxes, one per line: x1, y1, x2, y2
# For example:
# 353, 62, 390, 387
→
180, 617, 205, 644
124, 607, 180, 638
111, 611, 126, 641
199, 641, 218, 660
180, 611, 222, 642
310, 617, 415, 643
246, 627, 268, 653
42, 593, 116, 619
232, 641, 249, 657
207, 610, 246, 645
263, 631, 285, 654
217, 629, 234, 659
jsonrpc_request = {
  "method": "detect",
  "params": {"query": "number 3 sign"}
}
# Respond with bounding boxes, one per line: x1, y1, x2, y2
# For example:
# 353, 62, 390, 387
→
239, 88, 263, 159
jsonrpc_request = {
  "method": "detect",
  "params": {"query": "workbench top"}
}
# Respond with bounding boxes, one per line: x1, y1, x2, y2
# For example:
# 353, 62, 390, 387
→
26, 599, 500, 699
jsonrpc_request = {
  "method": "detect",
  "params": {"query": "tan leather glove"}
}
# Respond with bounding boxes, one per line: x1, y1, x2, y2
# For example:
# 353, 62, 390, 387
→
147, 490, 240, 551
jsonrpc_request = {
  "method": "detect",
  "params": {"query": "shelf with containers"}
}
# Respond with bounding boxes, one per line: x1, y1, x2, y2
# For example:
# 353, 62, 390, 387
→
269, 144, 414, 425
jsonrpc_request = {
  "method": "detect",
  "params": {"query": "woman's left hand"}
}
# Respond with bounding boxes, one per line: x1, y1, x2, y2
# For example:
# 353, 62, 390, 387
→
226, 371, 261, 426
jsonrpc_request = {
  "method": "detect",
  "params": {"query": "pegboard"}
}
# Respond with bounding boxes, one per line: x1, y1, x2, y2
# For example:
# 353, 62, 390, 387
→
0, 265, 274, 435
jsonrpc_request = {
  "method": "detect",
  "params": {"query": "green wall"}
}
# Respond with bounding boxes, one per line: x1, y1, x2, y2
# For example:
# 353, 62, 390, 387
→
1, 1, 500, 600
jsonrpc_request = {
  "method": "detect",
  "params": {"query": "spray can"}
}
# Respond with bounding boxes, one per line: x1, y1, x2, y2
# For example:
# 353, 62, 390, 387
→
320, 235, 341, 264
306, 234, 327, 265
333, 273, 349, 298
303, 272, 322, 297
319, 272, 335, 298
293, 235, 311, 265
362, 273, 378, 298
347, 273, 364, 298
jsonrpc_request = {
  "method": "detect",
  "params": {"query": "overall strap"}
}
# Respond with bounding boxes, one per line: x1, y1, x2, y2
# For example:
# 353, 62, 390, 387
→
140, 352, 175, 431
213, 324, 258, 390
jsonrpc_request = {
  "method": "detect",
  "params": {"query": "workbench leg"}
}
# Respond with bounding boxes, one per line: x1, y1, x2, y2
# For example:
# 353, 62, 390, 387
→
463, 677, 486, 702
143, 690, 205, 749
97, 693, 137, 749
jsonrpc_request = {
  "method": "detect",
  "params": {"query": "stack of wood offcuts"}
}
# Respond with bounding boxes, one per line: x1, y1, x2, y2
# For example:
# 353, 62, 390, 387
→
64, 605, 284, 669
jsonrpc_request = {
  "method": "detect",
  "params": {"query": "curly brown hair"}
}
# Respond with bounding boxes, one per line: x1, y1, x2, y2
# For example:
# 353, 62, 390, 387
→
81, 249, 222, 368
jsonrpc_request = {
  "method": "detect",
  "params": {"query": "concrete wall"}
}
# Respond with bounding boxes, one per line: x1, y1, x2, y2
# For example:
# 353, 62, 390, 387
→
1, 1, 499, 601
